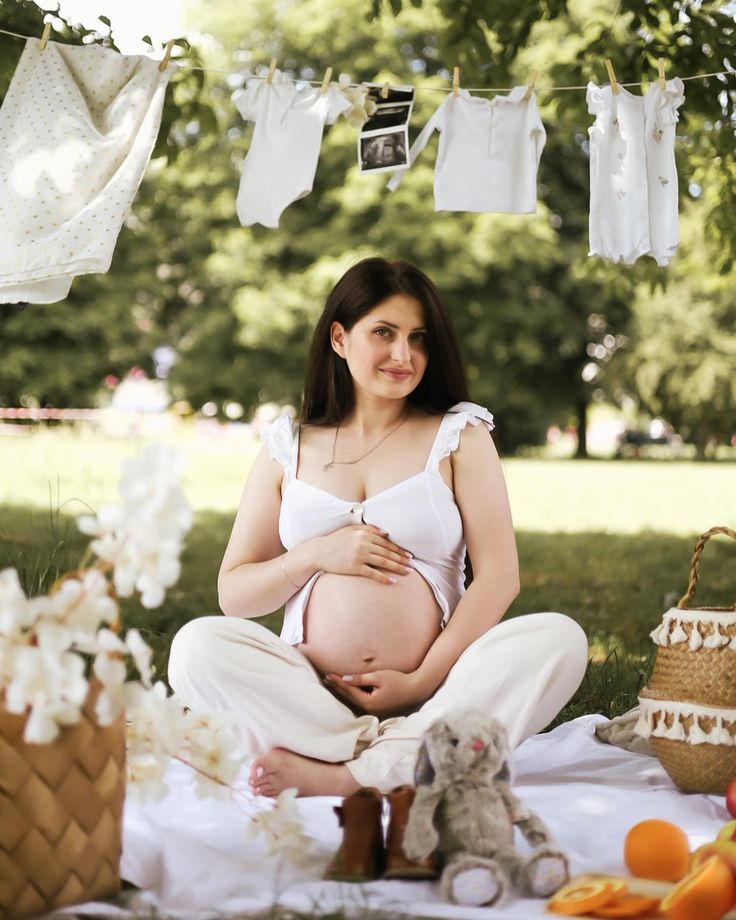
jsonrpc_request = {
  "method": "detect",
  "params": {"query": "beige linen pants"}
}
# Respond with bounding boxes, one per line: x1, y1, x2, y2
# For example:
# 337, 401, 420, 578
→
168, 612, 588, 792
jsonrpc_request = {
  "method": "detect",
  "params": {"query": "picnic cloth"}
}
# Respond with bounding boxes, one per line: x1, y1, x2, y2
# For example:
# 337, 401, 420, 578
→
55, 713, 729, 920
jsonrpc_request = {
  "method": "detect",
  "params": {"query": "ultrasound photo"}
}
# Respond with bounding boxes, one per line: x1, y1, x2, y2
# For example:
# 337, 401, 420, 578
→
358, 83, 414, 175
359, 128, 409, 173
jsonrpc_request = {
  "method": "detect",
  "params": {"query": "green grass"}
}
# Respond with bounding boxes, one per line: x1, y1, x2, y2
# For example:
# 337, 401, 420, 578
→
2, 424, 735, 727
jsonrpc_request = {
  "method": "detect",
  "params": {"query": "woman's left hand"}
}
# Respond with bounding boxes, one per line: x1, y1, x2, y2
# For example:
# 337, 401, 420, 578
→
324, 668, 429, 717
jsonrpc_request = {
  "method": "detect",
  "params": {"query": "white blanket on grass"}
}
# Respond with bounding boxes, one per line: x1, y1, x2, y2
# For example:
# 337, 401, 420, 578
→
62, 714, 730, 920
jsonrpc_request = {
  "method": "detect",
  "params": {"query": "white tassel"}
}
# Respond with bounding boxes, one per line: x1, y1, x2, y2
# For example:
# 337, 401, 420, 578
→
670, 622, 688, 644
713, 726, 733, 745
703, 627, 728, 648
659, 626, 670, 647
689, 627, 703, 651
688, 719, 709, 745
729, 635, 736, 651
650, 623, 666, 645
712, 716, 733, 745
634, 713, 650, 738
652, 715, 669, 737
667, 714, 686, 741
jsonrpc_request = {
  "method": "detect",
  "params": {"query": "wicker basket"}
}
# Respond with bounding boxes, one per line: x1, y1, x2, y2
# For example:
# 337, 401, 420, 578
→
0, 679, 125, 920
637, 525, 736, 794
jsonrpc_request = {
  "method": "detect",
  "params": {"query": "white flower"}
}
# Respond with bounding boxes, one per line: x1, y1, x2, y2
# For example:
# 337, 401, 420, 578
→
124, 628, 153, 686
183, 713, 243, 799
45, 569, 117, 636
5, 645, 89, 743
0, 568, 32, 636
126, 755, 169, 802
125, 681, 189, 759
244, 788, 312, 861
77, 445, 192, 609
93, 651, 127, 725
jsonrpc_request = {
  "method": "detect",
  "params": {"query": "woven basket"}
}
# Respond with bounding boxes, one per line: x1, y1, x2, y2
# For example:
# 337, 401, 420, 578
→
637, 525, 736, 794
0, 679, 125, 920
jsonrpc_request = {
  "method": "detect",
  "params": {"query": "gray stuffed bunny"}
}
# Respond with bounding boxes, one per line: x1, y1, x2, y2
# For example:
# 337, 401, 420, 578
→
402, 709, 569, 907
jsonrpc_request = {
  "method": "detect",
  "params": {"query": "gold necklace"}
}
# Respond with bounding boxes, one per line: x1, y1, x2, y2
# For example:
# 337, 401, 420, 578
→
323, 409, 410, 472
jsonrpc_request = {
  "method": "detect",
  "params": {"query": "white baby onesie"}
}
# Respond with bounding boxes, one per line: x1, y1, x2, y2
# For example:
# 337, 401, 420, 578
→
586, 78, 685, 266
0, 39, 173, 304
233, 72, 351, 228
387, 86, 546, 214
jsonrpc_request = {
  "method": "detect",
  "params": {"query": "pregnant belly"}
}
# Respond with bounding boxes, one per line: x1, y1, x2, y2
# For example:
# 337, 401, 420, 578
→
298, 568, 443, 677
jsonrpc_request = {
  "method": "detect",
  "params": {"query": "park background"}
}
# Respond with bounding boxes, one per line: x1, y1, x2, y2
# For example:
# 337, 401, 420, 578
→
0, 0, 734, 725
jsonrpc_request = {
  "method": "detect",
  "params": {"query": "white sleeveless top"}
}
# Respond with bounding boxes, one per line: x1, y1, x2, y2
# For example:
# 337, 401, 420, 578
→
262, 401, 495, 645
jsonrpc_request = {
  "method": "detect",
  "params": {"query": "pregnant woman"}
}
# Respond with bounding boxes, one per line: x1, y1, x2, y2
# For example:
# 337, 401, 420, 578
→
168, 257, 589, 797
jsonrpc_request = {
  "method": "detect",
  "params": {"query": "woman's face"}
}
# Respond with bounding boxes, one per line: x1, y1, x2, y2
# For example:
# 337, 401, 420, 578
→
331, 294, 429, 402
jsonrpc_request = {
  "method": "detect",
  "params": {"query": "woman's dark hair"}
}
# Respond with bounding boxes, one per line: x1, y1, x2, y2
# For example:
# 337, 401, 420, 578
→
301, 258, 469, 424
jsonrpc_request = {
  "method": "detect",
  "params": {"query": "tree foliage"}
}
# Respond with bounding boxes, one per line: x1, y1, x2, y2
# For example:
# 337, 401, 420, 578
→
0, 0, 733, 453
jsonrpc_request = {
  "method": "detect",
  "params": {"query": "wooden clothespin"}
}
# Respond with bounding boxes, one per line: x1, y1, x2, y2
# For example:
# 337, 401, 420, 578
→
266, 58, 277, 84
657, 58, 666, 90
380, 82, 390, 99
159, 40, 175, 72
452, 66, 460, 96
523, 70, 538, 101
39, 22, 52, 51
320, 67, 333, 93
605, 58, 620, 95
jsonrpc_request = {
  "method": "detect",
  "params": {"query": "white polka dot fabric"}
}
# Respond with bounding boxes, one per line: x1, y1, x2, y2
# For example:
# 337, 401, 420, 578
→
0, 39, 174, 304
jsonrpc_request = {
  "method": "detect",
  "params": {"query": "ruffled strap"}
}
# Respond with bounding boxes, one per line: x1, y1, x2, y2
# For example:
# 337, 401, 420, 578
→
425, 401, 495, 474
261, 413, 298, 482
585, 81, 611, 120
654, 76, 685, 127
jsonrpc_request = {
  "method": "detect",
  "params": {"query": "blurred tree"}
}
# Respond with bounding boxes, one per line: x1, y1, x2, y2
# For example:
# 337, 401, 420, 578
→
0, 0, 733, 454
608, 205, 736, 459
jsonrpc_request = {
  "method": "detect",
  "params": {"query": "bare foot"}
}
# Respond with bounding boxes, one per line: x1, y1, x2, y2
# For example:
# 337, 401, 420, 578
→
248, 748, 360, 798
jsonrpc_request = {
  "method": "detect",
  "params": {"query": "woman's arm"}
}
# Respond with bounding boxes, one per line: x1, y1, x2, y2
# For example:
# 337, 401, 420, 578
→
412, 421, 520, 695
217, 443, 320, 618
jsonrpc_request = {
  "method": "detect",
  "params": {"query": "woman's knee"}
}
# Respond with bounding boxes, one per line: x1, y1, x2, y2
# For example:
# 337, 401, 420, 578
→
536, 612, 589, 681
168, 616, 238, 690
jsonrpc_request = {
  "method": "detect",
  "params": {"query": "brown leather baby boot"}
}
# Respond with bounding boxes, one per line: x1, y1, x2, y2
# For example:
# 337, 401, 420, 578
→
383, 784, 440, 880
324, 787, 385, 881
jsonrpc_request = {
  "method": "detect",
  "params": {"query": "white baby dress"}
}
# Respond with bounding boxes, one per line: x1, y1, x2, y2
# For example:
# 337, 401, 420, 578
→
386, 86, 546, 214
0, 39, 173, 304
232, 71, 351, 228
586, 79, 685, 266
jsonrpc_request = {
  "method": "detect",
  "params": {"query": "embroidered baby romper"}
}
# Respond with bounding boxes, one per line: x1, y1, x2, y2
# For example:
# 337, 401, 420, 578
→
232, 72, 351, 228
586, 79, 685, 266
387, 86, 546, 214
0, 39, 173, 304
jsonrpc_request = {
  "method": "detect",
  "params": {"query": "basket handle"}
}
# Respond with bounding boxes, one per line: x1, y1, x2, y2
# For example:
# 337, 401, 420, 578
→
676, 525, 736, 610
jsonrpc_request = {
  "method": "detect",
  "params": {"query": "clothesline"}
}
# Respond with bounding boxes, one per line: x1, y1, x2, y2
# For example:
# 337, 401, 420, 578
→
0, 25, 732, 94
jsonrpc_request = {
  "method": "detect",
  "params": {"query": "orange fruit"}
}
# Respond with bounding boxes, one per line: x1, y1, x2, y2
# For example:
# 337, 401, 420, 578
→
660, 854, 736, 920
592, 893, 661, 917
623, 819, 691, 882
548, 878, 628, 915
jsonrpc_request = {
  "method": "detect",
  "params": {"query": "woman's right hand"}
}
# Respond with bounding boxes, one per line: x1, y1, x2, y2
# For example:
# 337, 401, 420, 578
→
312, 525, 413, 585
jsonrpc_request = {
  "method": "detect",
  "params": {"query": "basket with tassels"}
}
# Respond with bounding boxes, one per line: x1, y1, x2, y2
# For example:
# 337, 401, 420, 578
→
0, 679, 125, 920
637, 525, 736, 794
0, 567, 126, 920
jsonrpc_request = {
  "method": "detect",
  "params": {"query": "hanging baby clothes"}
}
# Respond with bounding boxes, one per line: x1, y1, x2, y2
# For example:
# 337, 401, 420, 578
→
232, 72, 351, 228
386, 86, 546, 214
586, 79, 685, 266
0, 39, 173, 305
